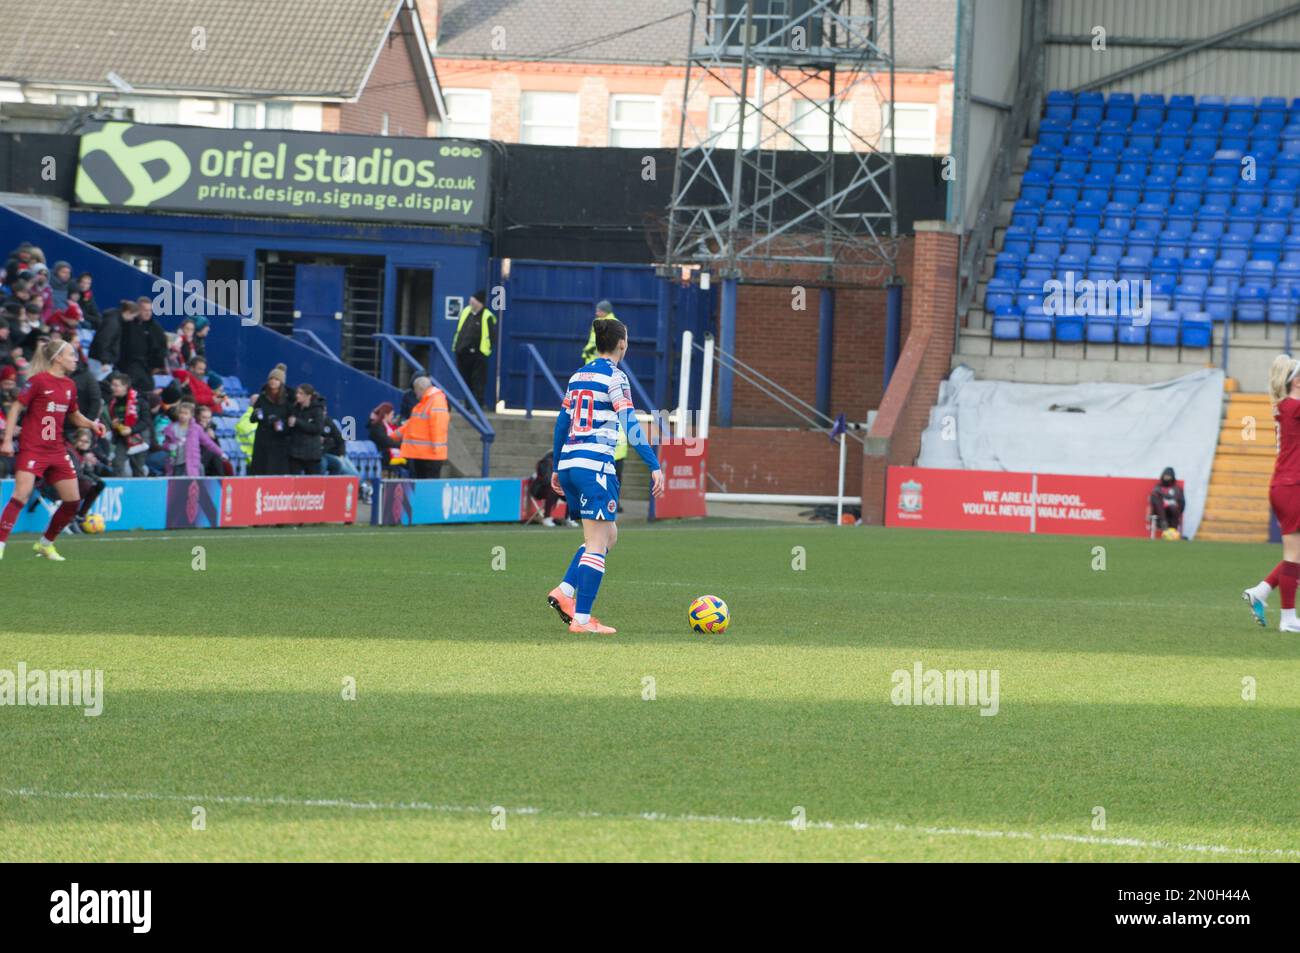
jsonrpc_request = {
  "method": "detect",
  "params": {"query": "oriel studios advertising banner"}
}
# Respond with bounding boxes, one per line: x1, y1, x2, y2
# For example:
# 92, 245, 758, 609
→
75, 122, 489, 227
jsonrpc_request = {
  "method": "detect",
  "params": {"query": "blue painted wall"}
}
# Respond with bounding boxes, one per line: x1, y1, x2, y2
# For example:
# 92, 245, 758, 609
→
69, 209, 492, 352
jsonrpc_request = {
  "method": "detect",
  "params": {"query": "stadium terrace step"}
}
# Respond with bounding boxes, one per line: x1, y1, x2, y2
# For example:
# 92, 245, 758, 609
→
1199, 391, 1275, 541
1197, 527, 1271, 543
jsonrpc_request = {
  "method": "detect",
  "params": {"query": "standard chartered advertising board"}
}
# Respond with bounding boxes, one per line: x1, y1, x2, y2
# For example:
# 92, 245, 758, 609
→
75, 122, 490, 228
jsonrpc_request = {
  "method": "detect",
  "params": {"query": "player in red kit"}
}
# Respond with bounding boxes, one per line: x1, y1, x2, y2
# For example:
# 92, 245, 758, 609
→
1242, 354, 1300, 632
0, 340, 108, 561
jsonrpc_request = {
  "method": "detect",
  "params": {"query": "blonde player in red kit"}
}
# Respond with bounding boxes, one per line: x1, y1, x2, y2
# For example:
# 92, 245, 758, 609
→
1242, 354, 1300, 632
0, 340, 108, 561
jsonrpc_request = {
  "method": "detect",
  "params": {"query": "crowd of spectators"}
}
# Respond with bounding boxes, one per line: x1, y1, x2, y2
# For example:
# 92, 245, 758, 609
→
0, 242, 362, 499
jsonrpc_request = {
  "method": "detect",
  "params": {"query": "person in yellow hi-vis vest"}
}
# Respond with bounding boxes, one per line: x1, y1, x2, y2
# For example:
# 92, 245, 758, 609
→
581, 300, 616, 363
454, 289, 496, 408
613, 423, 628, 513
392, 376, 448, 479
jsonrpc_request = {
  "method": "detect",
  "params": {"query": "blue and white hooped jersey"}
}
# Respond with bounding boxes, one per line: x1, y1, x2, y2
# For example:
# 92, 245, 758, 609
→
558, 357, 632, 475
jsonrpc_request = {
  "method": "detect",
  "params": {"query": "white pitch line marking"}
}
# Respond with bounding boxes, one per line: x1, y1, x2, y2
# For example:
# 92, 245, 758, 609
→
4, 787, 1297, 859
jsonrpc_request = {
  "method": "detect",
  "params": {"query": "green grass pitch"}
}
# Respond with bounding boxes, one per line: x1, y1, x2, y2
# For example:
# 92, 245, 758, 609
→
1, 519, 1297, 862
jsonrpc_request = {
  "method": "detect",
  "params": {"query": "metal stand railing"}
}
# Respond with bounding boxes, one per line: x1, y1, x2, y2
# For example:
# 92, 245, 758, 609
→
373, 333, 494, 477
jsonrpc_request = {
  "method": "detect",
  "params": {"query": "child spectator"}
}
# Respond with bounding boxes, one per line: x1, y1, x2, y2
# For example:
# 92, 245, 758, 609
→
105, 372, 150, 476
163, 400, 227, 477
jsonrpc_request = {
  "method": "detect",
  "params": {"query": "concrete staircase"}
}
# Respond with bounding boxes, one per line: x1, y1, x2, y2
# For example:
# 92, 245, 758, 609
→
1198, 392, 1273, 543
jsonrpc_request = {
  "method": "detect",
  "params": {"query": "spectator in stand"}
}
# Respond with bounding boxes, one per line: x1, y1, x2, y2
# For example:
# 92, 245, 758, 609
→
320, 410, 359, 478
89, 298, 130, 380
248, 363, 292, 475
121, 295, 168, 393
170, 318, 197, 369
75, 273, 100, 328
286, 382, 325, 475
173, 355, 224, 413
0, 315, 13, 368
19, 300, 44, 353
66, 428, 107, 520
194, 405, 232, 476
0, 364, 16, 478
163, 401, 228, 477
69, 338, 102, 424
3, 243, 35, 281
192, 316, 210, 358
105, 373, 150, 477
1150, 466, 1185, 536
368, 401, 403, 475
48, 261, 73, 310
235, 403, 257, 467
392, 376, 448, 479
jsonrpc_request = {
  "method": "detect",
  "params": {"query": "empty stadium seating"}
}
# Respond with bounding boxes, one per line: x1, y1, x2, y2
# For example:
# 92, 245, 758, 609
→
978, 92, 1300, 356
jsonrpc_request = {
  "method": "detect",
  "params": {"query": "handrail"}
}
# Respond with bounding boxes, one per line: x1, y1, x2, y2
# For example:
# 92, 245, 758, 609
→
521, 343, 566, 418
695, 338, 864, 445
291, 328, 346, 364
956, 45, 1038, 321
373, 332, 495, 477
620, 363, 666, 435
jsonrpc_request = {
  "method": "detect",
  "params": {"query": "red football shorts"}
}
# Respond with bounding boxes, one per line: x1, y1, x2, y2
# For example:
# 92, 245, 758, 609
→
16, 448, 77, 485
1270, 484, 1300, 535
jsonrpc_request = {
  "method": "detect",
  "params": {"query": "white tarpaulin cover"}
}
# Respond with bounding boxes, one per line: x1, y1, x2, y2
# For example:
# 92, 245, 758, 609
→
917, 366, 1225, 538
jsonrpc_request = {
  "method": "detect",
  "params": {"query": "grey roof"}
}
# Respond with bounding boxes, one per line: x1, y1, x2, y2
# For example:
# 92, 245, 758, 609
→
437, 0, 956, 69
0, 0, 412, 97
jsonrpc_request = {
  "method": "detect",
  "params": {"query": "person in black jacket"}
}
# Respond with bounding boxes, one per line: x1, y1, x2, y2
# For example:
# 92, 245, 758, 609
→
90, 299, 130, 373
286, 383, 325, 474
120, 295, 168, 392
1150, 466, 1186, 534
367, 401, 402, 475
248, 364, 292, 475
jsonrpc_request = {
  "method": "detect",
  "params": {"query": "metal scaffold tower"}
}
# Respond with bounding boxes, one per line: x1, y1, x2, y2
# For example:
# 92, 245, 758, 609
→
663, 0, 900, 283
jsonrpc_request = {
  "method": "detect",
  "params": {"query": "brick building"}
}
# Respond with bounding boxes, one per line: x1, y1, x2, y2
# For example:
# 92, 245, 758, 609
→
0, 0, 445, 137
422, 0, 956, 155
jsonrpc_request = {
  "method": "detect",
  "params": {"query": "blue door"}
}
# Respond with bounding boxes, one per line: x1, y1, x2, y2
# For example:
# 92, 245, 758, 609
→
293, 264, 346, 358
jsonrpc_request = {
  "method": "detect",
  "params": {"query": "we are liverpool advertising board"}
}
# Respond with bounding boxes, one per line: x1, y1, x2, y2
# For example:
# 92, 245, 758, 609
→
885, 466, 1172, 537
75, 122, 489, 227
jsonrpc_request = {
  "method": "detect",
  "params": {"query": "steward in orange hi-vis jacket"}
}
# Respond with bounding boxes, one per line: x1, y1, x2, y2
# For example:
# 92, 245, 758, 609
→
393, 376, 448, 479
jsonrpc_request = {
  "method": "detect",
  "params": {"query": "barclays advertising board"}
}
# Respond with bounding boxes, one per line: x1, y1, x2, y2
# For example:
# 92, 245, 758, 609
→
374, 478, 522, 526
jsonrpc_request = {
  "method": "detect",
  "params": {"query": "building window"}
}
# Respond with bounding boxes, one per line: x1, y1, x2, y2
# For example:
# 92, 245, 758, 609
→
520, 91, 578, 145
265, 102, 294, 129
442, 88, 491, 138
54, 92, 88, 106
791, 100, 853, 152
233, 101, 294, 130
707, 97, 759, 149
114, 95, 180, 125
881, 102, 936, 154
609, 95, 660, 148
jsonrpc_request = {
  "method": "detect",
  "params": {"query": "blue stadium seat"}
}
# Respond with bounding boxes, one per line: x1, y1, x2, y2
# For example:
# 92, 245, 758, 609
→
1204, 285, 1233, 322
1149, 313, 1180, 346
1054, 313, 1084, 342
1045, 90, 1075, 121
1268, 288, 1296, 325
984, 278, 1015, 313
1236, 285, 1268, 322
991, 308, 1022, 340
222, 376, 247, 397
1118, 317, 1148, 345
1023, 305, 1052, 341
1086, 314, 1118, 344
1181, 312, 1213, 347
1137, 93, 1166, 125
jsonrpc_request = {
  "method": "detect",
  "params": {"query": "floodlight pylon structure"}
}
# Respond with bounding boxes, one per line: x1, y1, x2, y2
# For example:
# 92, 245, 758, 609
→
661, 0, 902, 427
663, 0, 900, 285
